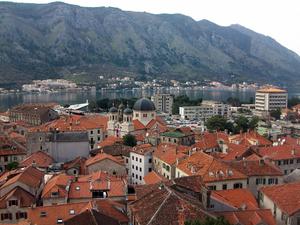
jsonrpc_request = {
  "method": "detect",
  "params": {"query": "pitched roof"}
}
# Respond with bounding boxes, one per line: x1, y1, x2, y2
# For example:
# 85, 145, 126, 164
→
42, 173, 72, 199
153, 143, 187, 165
131, 144, 155, 155
29, 115, 108, 133
0, 187, 35, 209
212, 189, 258, 210
194, 132, 229, 150
144, 171, 165, 185
64, 209, 120, 225
97, 136, 122, 149
258, 144, 300, 160
220, 143, 250, 161
229, 131, 272, 146
27, 201, 93, 225
227, 159, 283, 177
260, 181, 300, 216
176, 152, 247, 183
85, 153, 123, 167
216, 209, 276, 225
20, 151, 54, 168
63, 156, 86, 174
1, 166, 44, 190
130, 180, 213, 225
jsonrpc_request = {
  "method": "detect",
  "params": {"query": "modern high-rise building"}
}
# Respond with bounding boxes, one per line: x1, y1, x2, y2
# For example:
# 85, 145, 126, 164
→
151, 94, 173, 114
255, 87, 288, 116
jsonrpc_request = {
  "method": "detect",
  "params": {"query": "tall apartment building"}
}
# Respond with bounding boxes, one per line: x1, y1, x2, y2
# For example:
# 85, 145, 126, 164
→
255, 87, 288, 116
179, 101, 230, 120
151, 94, 173, 114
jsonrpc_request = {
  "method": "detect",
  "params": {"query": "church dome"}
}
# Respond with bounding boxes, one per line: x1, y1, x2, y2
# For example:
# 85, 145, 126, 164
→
133, 98, 156, 111
123, 108, 133, 115
109, 106, 118, 113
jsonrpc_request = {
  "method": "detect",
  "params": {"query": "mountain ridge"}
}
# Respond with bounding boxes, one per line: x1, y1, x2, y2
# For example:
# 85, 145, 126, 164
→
0, 1, 299, 87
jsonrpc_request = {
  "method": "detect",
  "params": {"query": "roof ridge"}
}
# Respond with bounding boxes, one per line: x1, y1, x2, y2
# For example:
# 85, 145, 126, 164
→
146, 186, 172, 225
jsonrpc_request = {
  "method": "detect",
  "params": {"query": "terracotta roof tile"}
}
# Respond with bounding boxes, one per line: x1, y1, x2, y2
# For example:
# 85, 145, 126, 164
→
260, 181, 300, 216
227, 160, 283, 177
216, 209, 276, 225
42, 173, 72, 199
176, 152, 247, 183
20, 151, 54, 168
144, 171, 165, 185
258, 144, 300, 160
212, 189, 258, 210
85, 153, 123, 167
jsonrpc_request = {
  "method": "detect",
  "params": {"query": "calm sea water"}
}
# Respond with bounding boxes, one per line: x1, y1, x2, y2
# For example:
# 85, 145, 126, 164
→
0, 87, 298, 112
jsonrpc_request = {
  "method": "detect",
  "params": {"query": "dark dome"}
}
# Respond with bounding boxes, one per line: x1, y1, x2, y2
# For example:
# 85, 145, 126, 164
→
109, 106, 118, 113
133, 98, 156, 111
123, 108, 133, 115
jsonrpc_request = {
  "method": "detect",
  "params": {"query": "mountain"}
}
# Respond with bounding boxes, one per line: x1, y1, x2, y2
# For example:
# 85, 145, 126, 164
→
0, 1, 300, 88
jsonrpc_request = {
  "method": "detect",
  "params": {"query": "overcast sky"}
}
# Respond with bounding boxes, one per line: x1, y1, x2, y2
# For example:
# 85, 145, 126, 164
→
3, 0, 300, 55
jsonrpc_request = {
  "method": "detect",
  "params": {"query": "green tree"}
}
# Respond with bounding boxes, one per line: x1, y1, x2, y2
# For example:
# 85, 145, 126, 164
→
185, 217, 230, 225
288, 97, 300, 108
123, 134, 137, 147
7, 161, 19, 170
249, 116, 260, 129
234, 116, 249, 133
270, 109, 281, 120
205, 115, 228, 132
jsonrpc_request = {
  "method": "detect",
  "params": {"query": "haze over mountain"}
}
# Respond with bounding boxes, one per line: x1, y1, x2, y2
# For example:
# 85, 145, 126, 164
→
0, 1, 300, 87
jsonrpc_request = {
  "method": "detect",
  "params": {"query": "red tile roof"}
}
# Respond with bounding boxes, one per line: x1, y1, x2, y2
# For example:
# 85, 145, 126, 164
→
260, 181, 300, 216
85, 153, 123, 167
144, 171, 165, 185
20, 151, 54, 168
227, 159, 283, 177
216, 209, 276, 225
97, 136, 122, 148
212, 189, 258, 210
131, 143, 155, 155
176, 152, 247, 183
194, 132, 229, 151
0, 187, 35, 209
42, 173, 72, 199
220, 143, 250, 161
63, 156, 86, 174
229, 131, 272, 146
27, 201, 93, 225
1, 166, 44, 190
258, 144, 300, 160
153, 143, 187, 165
29, 115, 108, 133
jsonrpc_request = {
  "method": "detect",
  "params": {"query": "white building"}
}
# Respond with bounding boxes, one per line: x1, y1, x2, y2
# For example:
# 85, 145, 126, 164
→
107, 98, 157, 137
179, 101, 230, 120
151, 94, 173, 114
255, 87, 288, 116
129, 144, 154, 185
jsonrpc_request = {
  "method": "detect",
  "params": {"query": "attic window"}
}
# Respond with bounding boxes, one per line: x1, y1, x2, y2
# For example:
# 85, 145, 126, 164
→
57, 219, 63, 224
40, 212, 47, 217
69, 210, 75, 215
75, 186, 80, 191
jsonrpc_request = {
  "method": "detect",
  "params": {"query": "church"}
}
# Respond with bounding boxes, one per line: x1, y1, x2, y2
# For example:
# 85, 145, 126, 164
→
107, 98, 166, 137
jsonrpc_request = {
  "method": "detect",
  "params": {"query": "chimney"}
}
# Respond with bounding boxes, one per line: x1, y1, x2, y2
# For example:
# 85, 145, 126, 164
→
259, 159, 265, 166
291, 149, 296, 155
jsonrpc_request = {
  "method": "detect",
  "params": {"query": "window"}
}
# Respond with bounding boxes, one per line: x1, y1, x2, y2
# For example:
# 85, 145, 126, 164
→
208, 185, 216, 190
57, 219, 63, 224
140, 158, 142, 163
136, 157, 138, 161
8, 200, 18, 206
51, 192, 59, 197
233, 183, 243, 189
135, 113, 139, 117
90, 131, 93, 135
149, 158, 152, 163
222, 184, 227, 190
166, 165, 170, 172
97, 129, 100, 134
290, 159, 294, 164
132, 173, 134, 177
126, 158, 128, 163
136, 166, 138, 170
1, 213, 12, 220
139, 176, 142, 180
148, 168, 152, 172
143, 114, 147, 118
69, 210, 75, 215
256, 178, 266, 185
268, 178, 277, 185
4, 156, 8, 162
97, 137, 100, 141
139, 167, 142, 172
132, 165, 134, 169
136, 174, 138, 179
132, 156, 134, 160
278, 160, 281, 166
283, 160, 289, 165
16, 212, 27, 219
